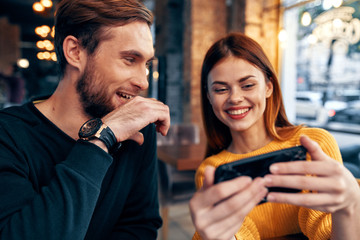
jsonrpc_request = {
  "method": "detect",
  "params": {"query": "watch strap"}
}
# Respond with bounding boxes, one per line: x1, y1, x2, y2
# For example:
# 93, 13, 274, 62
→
97, 123, 117, 151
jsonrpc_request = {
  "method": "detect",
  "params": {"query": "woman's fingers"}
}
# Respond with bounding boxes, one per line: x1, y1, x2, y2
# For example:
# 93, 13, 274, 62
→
190, 171, 268, 240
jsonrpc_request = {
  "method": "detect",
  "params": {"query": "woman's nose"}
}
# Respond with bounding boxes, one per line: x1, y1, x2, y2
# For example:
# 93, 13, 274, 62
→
228, 89, 244, 104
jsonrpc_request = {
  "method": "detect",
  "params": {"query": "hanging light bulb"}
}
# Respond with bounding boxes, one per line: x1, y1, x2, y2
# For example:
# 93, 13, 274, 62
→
301, 12, 312, 26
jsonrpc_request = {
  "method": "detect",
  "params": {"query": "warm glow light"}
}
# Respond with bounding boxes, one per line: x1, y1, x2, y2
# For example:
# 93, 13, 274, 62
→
33, 2, 45, 12
35, 27, 42, 35
45, 43, 54, 51
17, 59, 29, 69
40, 0, 53, 8
42, 25, 51, 34
43, 51, 51, 60
51, 52, 57, 61
278, 29, 288, 42
333, 0, 343, 8
50, 26, 55, 38
36, 41, 45, 49
152, 71, 159, 79
35, 25, 51, 38
146, 68, 149, 76
301, 12, 312, 26
37, 52, 44, 60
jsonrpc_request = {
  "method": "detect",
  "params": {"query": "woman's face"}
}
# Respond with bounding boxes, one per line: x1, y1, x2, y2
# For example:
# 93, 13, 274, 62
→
207, 56, 273, 135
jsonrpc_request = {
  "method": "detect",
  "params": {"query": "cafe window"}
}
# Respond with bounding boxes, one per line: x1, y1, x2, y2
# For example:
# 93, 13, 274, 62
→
281, 0, 360, 133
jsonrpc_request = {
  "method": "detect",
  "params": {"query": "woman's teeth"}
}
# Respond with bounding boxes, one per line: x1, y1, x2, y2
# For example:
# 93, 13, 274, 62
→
227, 108, 249, 115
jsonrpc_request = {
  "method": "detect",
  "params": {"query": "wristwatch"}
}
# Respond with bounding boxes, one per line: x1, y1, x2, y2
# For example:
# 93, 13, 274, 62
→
78, 118, 117, 151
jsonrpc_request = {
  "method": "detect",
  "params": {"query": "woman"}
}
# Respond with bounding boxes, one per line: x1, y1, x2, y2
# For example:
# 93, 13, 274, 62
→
189, 33, 360, 240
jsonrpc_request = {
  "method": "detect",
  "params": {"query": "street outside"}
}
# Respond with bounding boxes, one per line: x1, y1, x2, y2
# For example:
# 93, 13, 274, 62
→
296, 118, 360, 147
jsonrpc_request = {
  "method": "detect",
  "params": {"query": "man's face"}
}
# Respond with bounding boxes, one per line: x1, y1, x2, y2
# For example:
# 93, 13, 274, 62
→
76, 21, 154, 118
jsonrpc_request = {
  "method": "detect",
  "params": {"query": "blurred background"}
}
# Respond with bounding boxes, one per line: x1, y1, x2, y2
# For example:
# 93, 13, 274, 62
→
1, 0, 359, 134
1, 0, 360, 239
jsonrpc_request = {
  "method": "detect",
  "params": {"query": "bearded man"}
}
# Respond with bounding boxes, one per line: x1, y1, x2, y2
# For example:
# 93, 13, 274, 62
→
0, 0, 170, 239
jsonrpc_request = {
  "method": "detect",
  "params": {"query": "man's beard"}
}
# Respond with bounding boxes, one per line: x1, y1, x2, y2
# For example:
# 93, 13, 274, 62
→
76, 61, 115, 119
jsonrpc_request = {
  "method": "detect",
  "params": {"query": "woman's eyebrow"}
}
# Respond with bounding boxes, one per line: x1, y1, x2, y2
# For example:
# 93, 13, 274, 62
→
211, 75, 255, 85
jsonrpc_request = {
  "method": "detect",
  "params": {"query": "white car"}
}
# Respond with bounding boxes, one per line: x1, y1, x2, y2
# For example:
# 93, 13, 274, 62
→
296, 91, 324, 120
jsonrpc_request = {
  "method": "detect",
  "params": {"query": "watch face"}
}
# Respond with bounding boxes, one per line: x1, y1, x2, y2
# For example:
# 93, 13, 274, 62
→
79, 118, 102, 138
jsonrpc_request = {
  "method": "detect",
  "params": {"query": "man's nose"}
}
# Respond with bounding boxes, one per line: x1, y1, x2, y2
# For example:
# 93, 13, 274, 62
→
133, 67, 149, 90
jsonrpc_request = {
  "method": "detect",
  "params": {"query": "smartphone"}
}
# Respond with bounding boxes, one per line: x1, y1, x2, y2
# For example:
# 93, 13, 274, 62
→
214, 145, 307, 195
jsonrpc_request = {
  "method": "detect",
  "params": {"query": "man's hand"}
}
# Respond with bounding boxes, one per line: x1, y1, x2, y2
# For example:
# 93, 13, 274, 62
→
102, 96, 170, 145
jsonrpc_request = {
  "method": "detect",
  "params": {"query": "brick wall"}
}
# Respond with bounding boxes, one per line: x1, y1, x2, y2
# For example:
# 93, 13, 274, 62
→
0, 17, 20, 73
183, 0, 227, 142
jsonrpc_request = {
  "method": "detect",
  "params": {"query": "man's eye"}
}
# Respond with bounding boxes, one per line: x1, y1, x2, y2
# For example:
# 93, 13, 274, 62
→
125, 57, 135, 63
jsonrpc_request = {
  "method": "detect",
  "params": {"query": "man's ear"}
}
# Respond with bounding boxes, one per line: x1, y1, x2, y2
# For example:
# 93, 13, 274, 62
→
63, 35, 86, 72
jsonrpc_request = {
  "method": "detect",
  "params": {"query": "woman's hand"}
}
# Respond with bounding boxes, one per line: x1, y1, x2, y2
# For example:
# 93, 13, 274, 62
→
264, 135, 360, 240
189, 166, 268, 240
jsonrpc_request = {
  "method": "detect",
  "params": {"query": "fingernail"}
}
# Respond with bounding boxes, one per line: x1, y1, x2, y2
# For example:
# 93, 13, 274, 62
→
264, 176, 272, 183
270, 165, 279, 173
267, 194, 275, 201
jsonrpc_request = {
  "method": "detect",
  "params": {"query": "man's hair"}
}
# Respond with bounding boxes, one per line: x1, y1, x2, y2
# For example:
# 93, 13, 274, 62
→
54, 0, 153, 77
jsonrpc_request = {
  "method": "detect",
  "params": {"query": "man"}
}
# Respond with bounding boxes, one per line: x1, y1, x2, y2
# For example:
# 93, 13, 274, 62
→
0, 0, 170, 239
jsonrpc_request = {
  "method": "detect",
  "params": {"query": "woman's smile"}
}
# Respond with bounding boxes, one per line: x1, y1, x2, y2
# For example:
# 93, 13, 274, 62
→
226, 107, 251, 119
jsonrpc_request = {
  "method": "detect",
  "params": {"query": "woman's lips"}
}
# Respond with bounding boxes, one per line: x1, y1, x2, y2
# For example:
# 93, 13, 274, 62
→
226, 107, 250, 119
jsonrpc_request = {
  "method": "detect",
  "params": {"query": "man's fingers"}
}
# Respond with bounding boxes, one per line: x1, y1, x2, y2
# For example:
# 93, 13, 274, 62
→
127, 132, 144, 145
103, 96, 170, 142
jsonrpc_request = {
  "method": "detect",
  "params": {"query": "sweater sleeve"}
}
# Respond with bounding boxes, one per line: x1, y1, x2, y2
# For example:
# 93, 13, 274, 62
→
298, 128, 342, 240
0, 136, 113, 240
192, 215, 261, 240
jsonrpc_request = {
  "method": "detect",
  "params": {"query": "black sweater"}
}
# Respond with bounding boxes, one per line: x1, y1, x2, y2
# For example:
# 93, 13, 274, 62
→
0, 101, 161, 239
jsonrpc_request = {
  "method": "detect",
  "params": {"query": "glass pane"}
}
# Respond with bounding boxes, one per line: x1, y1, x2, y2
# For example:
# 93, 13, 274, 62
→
283, 0, 360, 132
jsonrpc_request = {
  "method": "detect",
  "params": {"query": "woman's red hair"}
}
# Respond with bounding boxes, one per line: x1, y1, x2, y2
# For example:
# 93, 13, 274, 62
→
201, 32, 302, 157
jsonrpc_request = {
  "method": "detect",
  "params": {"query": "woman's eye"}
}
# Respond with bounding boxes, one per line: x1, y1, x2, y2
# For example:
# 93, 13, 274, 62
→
214, 88, 228, 93
242, 83, 255, 89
